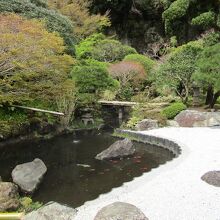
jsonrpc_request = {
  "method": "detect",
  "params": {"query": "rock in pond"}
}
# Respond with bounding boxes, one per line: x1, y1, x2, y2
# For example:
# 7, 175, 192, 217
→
135, 119, 158, 131
94, 202, 148, 220
24, 202, 77, 220
95, 138, 135, 160
0, 182, 20, 212
12, 158, 47, 193
201, 171, 220, 187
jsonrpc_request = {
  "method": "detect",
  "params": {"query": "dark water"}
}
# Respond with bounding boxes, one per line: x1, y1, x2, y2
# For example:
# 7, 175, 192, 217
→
0, 130, 175, 208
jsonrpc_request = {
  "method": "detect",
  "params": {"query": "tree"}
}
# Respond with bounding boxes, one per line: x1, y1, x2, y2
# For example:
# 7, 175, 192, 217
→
0, 0, 75, 54
76, 33, 137, 62
71, 59, 119, 106
47, 0, 110, 40
193, 43, 220, 108
0, 14, 75, 106
155, 41, 203, 103
109, 61, 146, 87
123, 54, 155, 75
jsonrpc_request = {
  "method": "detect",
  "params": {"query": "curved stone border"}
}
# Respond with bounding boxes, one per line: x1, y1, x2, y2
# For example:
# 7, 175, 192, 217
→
115, 129, 181, 156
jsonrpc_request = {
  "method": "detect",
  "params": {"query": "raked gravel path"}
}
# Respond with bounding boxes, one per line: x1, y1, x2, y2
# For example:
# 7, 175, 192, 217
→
75, 127, 220, 220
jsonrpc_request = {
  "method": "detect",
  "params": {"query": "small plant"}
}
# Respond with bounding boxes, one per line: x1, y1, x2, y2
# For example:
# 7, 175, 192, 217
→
162, 102, 187, 119
19, 197, 42, 213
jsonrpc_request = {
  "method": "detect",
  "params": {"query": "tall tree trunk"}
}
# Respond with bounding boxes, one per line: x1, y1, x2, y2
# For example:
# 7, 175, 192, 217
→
210, 90, 220, 108
205, 86, 214, 105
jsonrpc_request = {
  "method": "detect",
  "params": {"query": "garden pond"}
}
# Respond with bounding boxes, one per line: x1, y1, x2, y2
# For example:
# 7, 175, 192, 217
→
0, 130, 175, 207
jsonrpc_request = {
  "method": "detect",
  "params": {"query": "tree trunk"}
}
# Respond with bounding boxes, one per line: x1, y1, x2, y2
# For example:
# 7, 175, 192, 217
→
205, 86, 214, 105
210, 90, 220, 108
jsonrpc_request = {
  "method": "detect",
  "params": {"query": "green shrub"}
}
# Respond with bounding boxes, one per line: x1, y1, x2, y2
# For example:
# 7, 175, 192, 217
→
102, 90, 117, 101
191, 11, 216, 28
123, 54, 155, 74
76, 33, 137, 62
162, 102, 187, 119
72, 61, 119, 94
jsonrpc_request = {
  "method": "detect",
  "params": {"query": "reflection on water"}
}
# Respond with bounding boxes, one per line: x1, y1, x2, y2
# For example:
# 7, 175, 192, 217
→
0, 130, 175, 207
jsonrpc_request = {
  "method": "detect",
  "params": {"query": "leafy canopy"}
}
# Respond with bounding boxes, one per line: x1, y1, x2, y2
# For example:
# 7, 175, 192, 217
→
0, 0, 75, 54
47, 0, 111, 40
193, 43, 220, 92
155, 41, 203, 102
0, 14, 75, 105
76, 33, 137, 62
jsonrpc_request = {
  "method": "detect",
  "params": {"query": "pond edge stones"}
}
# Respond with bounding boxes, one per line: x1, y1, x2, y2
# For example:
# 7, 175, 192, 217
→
0, 182, 20, 212
95, 138, 135, 160
94, 202, 148, 220
12, 158, 47, 193
24, 202, 77, 220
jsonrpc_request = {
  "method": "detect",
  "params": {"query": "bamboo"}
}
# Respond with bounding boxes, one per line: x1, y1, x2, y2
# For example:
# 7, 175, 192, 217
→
0, 213, 24, 220
12, 105, 64, 116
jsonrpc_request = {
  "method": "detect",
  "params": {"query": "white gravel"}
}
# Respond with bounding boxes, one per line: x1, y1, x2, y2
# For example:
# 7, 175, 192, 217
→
75, 128, 220, 220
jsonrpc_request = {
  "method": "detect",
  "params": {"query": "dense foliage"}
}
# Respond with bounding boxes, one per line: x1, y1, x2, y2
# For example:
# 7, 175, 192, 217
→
47, 0, 110, 40
0, 0, 75, 54
0, 14, 74, 105
0, 0, 220, 138
76, 33, 137, 62
155, 41, 203, 103
162, 102, 187, 119
193, 43, 220, 107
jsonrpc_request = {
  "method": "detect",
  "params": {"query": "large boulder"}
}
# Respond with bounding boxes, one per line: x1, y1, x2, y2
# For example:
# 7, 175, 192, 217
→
24, 202, 77, 220
201, 171, 220, 187
95, 138, 135, 160
135, 119, 158, 131
0, 182, 20, 212
174, 110, 220, 127
94, 202, 148, 220
12, 158, 47, 193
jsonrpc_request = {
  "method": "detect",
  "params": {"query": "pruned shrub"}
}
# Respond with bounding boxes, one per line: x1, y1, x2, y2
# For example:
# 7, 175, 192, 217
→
162, 102, 187, 119
76, 33, 137, 62
123, 54, 155, 74
108, 61, 146, 88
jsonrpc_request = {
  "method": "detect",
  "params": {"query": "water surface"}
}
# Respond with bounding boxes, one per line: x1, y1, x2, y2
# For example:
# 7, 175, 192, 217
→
0, 130, 175, 207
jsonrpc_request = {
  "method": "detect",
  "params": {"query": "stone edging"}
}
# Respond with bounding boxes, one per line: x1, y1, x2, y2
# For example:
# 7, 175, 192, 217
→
115, 129, 181, 156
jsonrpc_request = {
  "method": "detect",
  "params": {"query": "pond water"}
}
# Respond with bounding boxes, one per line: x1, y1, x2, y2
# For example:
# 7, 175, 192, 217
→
0, 130, 175, 208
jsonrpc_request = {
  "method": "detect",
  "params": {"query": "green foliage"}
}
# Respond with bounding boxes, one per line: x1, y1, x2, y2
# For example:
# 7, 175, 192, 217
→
117, 85, 134, 101
126, 116, 143, 129
162, 0, 189, 22
72, 60, 119, 94
202, 31, 220, 47
101, 90, 117, 101
162, 102, 186, 119
30, 0, 48, 8
0, 108, 29, 138
155, 40, 203, 102
0, 14, 75, 106
193, 43, 220, 92
76, 33, 137, 62
0, 0, 75, 54
191, 11, 216, 28
123, 54, 155, 74
19, 197, 42, 213
72, 59, 119, 106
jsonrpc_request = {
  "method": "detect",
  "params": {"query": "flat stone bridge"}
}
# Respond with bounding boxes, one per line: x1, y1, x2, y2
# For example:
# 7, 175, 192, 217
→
98, 100, 138, 123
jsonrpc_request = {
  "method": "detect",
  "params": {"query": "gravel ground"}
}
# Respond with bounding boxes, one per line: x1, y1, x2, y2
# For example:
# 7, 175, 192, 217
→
75, 128, 220, 220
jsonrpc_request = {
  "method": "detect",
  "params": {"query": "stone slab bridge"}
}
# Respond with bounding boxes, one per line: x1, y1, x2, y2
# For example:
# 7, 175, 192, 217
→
98, 100, 138, 123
